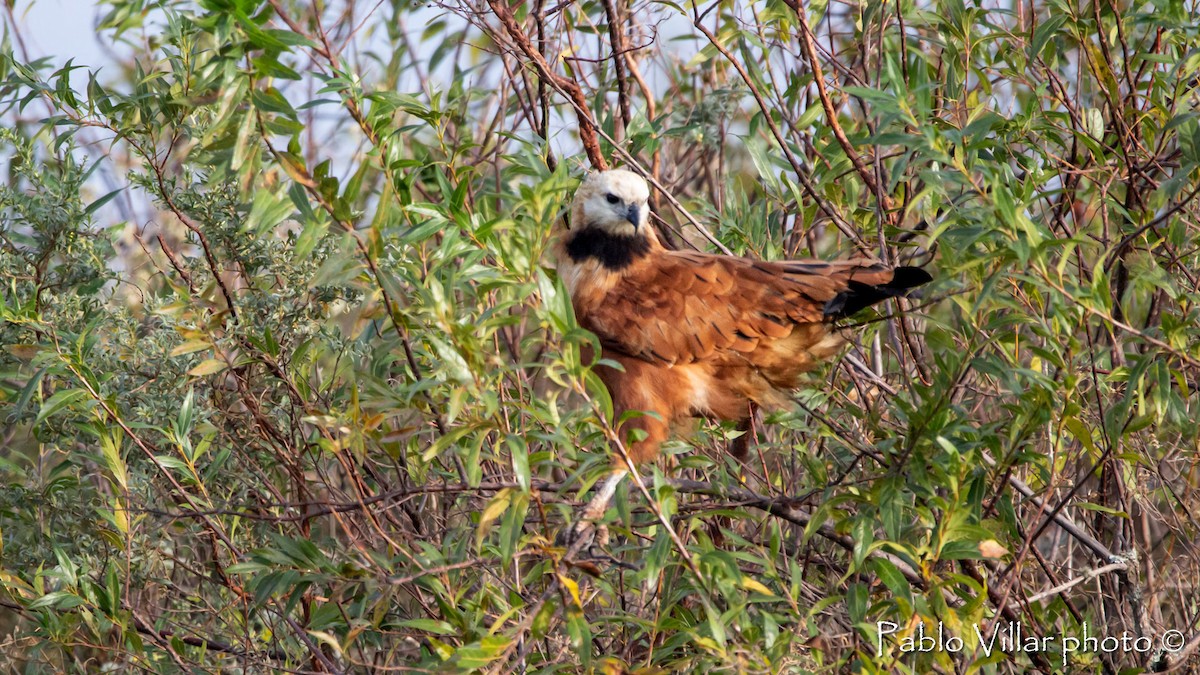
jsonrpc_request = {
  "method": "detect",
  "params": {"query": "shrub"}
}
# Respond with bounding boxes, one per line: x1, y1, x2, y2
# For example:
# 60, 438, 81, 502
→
0, 0, 1198, 672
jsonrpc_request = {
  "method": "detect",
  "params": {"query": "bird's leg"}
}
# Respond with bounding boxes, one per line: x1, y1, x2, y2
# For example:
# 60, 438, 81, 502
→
708, 405, 759, 546
729, 402, 760, 465
561, 467, 628, 557
582, 467, 629, 522
560, 399, 662, 557
729, 417, 752, 463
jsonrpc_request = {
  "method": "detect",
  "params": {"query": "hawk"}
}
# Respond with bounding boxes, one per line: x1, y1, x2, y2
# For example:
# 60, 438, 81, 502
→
555, 169, 931, 540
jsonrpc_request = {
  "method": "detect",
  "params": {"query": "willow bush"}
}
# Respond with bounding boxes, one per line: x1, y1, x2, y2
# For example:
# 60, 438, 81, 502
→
1, 0, 1199, 672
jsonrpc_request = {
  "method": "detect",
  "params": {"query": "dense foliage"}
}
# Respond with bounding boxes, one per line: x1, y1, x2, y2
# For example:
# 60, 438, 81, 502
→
1, 0, 1199, 672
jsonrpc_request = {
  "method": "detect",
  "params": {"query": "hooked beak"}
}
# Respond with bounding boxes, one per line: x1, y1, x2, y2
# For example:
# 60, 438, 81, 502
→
625, 204, 641, 229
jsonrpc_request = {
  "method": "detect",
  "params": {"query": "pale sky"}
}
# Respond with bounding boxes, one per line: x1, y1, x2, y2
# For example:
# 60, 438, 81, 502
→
13, 0, 111, 68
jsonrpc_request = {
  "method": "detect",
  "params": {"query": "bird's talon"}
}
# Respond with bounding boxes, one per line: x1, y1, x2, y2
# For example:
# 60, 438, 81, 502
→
555, 520, 594, 550
555, 521, 609, 560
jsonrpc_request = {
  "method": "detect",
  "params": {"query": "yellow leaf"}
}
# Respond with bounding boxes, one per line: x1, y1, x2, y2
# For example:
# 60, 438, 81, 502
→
5, 344, 41, 361
170, 339, 212, 357
479, 490, 511, 526
112, 497, 129, 534
693, 636, 721, 653
361, 413, 385, 431
475, 489, 512, 549
278, 152, 315, 187
307, 630, 344, 659
558, 573, 583, 608
740, 577, 774, 596
979, 540, 1008, 559
188, 359, 227, 376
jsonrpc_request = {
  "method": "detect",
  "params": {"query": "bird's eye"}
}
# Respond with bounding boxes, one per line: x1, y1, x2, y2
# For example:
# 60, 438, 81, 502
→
605, 193, 620, 204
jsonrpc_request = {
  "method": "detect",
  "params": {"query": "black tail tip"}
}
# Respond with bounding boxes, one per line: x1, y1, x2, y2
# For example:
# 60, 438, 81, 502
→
823, 266, 933, 318
889, 266, 934, 290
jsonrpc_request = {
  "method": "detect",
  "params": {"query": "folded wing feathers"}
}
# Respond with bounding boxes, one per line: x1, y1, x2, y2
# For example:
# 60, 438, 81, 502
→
580, 251, 930, 366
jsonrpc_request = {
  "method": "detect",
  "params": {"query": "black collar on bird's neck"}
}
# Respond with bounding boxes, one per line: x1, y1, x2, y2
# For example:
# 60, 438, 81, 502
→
564, 226, 651, 271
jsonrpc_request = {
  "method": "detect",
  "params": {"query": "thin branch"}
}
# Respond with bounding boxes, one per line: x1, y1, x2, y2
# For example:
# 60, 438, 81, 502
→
1013, 561, 1129, 608
785, 0, 894, 214
601, 0, 631, 134
485, 0, 609, 171
691, 8, 870, 253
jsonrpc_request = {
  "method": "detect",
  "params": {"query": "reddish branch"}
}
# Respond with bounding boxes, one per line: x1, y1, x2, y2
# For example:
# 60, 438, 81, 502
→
601, 0, 631, 136
783, 0, 894, 216
485, 0, 609, 171
691, 12, 870, 253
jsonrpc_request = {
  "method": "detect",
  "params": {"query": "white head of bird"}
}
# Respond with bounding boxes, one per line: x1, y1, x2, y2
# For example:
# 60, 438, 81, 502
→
571, 169, 651, 237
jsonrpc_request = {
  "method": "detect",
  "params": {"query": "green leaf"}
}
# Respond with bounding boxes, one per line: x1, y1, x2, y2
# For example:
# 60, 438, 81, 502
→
35, 388, 91, 427
29, 591, 85, 611
84, 188, 123, 216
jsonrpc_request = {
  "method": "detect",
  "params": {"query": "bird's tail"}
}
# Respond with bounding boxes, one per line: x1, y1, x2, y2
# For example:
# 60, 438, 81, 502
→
819, 264, 933, 319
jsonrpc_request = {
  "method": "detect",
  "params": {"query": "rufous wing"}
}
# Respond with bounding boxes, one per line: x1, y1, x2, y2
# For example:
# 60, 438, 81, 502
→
575, 251, 930, 366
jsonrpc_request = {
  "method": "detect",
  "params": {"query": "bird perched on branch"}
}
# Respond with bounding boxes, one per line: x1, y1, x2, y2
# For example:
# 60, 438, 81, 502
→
554, 169, 931, 543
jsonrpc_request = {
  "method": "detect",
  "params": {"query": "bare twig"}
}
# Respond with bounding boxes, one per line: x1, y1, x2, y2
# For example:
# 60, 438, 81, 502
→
692, 8, 870, 253
784, 0, 894, 215
1014, 561, 1130, 608
485, 0, 609, 171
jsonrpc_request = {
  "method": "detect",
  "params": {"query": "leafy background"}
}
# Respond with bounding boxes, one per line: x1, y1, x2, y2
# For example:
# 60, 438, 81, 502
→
1, 0, 1199, 672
